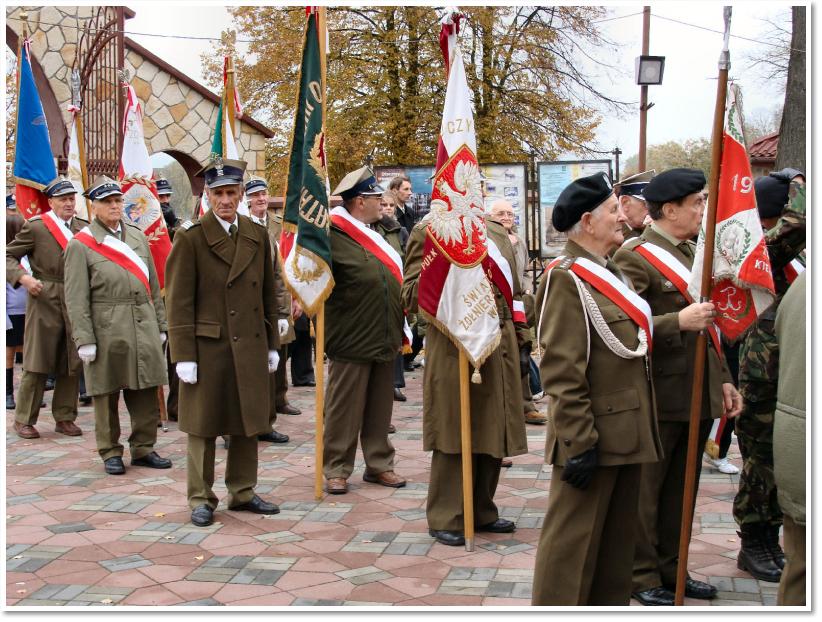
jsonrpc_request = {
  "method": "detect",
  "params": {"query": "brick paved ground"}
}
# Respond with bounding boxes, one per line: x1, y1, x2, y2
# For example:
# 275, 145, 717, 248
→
5, 365, 776, 608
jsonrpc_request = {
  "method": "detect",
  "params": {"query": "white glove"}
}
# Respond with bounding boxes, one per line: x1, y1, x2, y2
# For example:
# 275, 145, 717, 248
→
78, 344, 97, 363
160, 332, 167, 345
177, 361, 198, 384
277, 319, 289, 338
268, 350, 280, 373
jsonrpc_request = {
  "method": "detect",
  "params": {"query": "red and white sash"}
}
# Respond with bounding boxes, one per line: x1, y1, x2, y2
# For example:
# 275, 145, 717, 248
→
784, 258, 805, 284
41, 211, 74, 250
485, 238, 526, 324
633, 241, 722, 357
330, 207, 412, 348
73, 226, 151, 297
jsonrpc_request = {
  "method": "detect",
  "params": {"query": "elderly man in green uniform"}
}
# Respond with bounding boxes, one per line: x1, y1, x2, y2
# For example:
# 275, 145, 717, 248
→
6, 177, 86, 439
734, 169, 806, 582
402, 198, 529, 547
166, 158, 281, 527
531, 172, 661, 605
614, 169, 655, 243
64, 177, 171, 475
321, 167, 406, 495
614, 168, 743, 606
246, 175, 298, 442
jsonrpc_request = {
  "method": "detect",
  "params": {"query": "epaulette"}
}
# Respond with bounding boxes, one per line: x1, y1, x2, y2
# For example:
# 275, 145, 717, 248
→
124, 221, 142, 231
29, 215, 42, 221
273, 213, 283, 223
557, 257, 575, 270
74, 216, 89, 224
621, 237, 643, 251
179, 220, 198, 231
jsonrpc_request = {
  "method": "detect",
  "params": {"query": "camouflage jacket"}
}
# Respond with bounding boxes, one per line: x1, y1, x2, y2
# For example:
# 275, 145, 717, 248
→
738, 182, 806, 398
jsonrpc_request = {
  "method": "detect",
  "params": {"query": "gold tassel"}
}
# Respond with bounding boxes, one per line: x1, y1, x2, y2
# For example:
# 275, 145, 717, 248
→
471, 367, 482, 384
704, 439, 720, 460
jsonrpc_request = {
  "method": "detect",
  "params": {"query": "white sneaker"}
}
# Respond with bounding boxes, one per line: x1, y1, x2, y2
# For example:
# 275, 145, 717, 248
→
703, 453, 739, 474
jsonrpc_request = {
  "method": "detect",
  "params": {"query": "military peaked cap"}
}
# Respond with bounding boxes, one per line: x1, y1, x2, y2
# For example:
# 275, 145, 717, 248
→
245, 175, 268, 195
196, 157, 247, 189
333, 167, 385, 201
84, 176, 123, 201
615, 169, 655, 199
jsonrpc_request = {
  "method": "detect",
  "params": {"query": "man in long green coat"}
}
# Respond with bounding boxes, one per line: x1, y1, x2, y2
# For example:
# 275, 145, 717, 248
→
402, 215, 529, 547
165, 159, 281, 527
64, 177, 171, 476
6, 177, 86, 439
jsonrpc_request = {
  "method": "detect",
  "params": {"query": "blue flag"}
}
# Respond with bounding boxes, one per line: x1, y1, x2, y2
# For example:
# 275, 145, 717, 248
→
13, 42, 56, 218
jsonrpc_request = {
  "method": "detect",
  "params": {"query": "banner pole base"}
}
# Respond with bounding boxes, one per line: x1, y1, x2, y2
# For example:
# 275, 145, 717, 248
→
464, 538, 474, 553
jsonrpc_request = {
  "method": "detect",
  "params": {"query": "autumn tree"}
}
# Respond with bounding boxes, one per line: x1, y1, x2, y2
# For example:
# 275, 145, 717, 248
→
202, 6, 628, 194
622, 138, 712, 179
6, 49, 17, 185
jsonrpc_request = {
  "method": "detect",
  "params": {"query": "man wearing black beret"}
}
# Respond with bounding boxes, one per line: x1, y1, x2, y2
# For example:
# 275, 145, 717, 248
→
531, 172, 661, 604
614, 168, 743, 605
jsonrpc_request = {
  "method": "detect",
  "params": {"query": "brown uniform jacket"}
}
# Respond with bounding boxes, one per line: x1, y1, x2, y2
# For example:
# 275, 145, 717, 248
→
6, 215, 88, 375
165, 210, 279, 437
64, 219, 168, 395
401, 220, 528, 458
614, 227, 731, 422
535, 240, 661, 466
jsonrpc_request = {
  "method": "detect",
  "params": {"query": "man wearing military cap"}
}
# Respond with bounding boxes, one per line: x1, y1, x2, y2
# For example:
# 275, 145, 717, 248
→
165, 158, 282, 527
64, 176, 171, 474
531, 172, 661, 605
6, 177, 87, 439
155, 177, 180, 239
245, 175, 299, 437
613, 167, 742, 605
322, 166, 406, 495
614, 169, 655, 242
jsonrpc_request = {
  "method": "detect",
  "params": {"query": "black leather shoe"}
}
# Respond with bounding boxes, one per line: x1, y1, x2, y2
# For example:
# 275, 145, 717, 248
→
277, 403, 302, 416
229, 494, 280, 515
131, 451, 172, 469
79, 393, 92, 406
104, 456, 126, 475
258, 430, 289, 443
477, 518, 516, 533
293, 380, 316, 387
663, 578, 717, 600
393, 388, 407, 402
403, 363, 415, 372
632, 586, 674, 606
429, 529, 465, 546
191, 504, 214, 527
44, 377, 55, 391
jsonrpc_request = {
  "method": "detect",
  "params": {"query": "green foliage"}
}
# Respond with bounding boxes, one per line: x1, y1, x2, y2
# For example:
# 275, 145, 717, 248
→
622, 138, 713, 179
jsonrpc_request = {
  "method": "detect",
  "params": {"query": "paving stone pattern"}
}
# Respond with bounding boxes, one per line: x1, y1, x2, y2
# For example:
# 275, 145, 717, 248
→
6, 367, 775, 607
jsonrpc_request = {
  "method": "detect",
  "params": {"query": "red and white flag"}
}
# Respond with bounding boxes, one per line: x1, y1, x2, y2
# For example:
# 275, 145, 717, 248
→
418, 9, 503, 376
689, 83, 775, 341
119, 83, 172, 289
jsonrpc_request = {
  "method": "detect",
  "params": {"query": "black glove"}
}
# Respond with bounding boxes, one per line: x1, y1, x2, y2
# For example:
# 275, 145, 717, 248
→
561, 446, 598, 490
770, 167, 804, 183
519, 344, 531, 377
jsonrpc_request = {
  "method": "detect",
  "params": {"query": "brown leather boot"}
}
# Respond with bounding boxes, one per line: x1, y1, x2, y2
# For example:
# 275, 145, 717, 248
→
13, 421, 40, 439
55, 420, 82, 436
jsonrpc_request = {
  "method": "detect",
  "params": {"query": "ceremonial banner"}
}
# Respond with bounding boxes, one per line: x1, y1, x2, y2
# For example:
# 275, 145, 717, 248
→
12, 38, 56, 219
280, 7, 334, 315
418, 10, 500, 372
200, 56, 249, 218
119, 83, 172, 288
689, 83, 775, 341
66, 105, 90, 220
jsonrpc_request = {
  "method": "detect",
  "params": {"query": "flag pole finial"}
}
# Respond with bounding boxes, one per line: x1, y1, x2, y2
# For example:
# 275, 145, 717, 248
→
719, 6, 732, 70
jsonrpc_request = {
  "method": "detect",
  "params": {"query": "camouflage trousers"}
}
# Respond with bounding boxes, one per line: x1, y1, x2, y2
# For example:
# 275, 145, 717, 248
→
732, 394, 782, 528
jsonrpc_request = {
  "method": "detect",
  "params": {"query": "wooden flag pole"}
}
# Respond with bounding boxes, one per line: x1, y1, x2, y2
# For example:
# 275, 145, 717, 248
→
157, 385, 168, 433
674, 6, 731, 606
314, 307, 326, 501
225, 55, 236, 153
75, 112, 92, 217
458, 352, 475, 552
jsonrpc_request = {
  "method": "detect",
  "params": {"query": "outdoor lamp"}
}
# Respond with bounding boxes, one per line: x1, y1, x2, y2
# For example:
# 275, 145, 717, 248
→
635, 55, 666, 86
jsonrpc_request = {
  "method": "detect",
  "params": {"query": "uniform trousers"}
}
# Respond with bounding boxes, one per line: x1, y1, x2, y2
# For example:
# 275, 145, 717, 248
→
426, 451, 502, 531
323, 358, 395, 479
290, 315, 315, 385
273, 344, 289, 411
632, 418, 713, 591
93, 388, 159, 461
522, 373, 536, 414
186, 433, 257, 509
778, 515, 805, 606
532, 463, 641, 605
15, 371, 78, 425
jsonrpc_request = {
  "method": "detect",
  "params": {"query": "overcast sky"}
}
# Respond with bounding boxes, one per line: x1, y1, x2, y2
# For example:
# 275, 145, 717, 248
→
128, 2, 795, 167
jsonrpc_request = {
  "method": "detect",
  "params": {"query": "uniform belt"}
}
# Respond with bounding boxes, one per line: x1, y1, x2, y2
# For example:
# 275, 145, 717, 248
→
33, 272, 63, 283
91, 296, 150, 305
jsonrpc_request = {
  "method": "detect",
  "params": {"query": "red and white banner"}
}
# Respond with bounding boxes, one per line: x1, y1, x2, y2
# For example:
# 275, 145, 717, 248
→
418, 9, 503, 371
66, 105, 90, 220
330, 206, 413, 350
119, 83, 172, 289
74, 227, 151, 296
784, 257, 805, 284
41, 210, 74, 250
689, 83, 775, 341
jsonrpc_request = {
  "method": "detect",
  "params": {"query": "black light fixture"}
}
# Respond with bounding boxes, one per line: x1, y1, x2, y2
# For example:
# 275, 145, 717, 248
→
635, 55, 666, 85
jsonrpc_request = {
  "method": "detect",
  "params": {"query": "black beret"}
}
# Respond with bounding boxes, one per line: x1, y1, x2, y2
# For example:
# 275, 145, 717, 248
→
754, 175, 789, 219
551, 172, 613, 232
642, 168, 706, 204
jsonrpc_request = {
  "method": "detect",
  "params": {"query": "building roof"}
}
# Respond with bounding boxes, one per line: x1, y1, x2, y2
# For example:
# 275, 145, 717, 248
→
125, 37, 275, 139
748, 132, 779, 162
